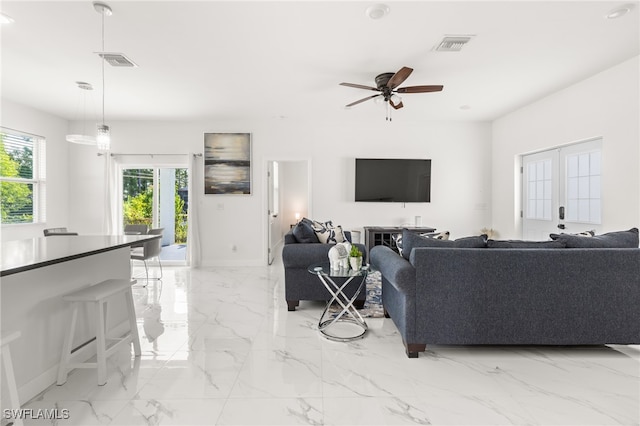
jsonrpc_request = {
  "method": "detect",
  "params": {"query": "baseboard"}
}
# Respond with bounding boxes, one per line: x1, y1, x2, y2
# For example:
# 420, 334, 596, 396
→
200, 259, 264, 267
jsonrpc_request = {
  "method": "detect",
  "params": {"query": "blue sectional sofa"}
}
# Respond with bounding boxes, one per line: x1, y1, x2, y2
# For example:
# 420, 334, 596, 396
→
370, 228, 640, 358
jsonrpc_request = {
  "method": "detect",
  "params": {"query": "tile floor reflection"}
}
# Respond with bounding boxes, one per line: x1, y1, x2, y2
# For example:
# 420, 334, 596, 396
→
21, 260, 640, 425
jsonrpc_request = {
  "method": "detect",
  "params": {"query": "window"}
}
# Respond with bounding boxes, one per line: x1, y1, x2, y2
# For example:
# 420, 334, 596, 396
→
565, 150, 601, 224
526, 159, 552, 221
0, 128, 46, 224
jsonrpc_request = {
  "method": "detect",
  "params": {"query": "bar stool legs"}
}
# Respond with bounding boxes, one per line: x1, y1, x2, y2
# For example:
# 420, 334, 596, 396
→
57, 279, 140, 387
1, 331, 24, 426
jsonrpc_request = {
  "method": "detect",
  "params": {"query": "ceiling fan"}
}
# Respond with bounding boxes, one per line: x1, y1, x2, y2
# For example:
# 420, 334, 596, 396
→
340, 66, 443, 121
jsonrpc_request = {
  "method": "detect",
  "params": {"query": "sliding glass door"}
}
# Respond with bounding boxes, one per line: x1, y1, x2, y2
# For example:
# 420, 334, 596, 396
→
121, 166, 189, 264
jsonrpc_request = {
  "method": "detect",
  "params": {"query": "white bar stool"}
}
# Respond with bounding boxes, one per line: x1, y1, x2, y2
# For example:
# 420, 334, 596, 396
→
57, 279, 141, 386
1, 331, 24, 426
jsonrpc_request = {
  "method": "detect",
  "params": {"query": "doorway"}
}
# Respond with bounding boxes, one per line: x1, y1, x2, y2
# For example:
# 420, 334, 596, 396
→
266, 160, 310, 265
120, 165, 189, 264
522, 138, 602, 239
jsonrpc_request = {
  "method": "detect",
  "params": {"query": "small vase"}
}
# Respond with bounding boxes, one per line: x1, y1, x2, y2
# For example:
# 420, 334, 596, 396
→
350, 256, 363, 271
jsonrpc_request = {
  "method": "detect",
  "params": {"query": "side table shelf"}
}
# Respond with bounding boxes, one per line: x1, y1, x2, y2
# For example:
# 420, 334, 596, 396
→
363, 226, 436, 256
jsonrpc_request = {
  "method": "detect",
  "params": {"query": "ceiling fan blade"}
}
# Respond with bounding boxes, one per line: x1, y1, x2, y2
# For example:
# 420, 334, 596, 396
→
396, 85, 444, 94
389, 99, 404, 110
339, 82, 380, 91
345, 94, 381, 107
386, 67, 413, 90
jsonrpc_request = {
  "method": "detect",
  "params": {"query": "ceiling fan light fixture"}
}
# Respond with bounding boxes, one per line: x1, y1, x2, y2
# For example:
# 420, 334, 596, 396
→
390, 94, 402, 104
365, 4, 390, 20
605, 3, 635, 19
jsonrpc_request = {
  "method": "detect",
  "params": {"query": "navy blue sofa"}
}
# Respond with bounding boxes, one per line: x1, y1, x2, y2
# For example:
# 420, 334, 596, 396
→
283, 230, 367, 311
371, 229, 640, 358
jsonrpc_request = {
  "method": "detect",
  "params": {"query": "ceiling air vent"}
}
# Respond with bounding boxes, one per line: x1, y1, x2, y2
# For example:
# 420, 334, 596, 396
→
97, 52, 138, 67
434, 35, 474, 52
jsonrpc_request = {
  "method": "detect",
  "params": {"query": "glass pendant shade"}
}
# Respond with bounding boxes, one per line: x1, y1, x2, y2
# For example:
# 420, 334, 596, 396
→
96, 124, 111, 151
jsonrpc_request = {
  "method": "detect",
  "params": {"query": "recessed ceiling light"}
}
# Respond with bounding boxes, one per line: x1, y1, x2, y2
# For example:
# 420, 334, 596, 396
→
365, 4, 390, 20
0, 12, 14, 24
460, 105, 471, 110
605, 3, 635, 19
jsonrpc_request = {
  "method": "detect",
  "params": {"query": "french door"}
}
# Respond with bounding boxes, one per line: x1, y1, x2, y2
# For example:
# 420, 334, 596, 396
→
522, 138, 602, 240
121, 166, 189, 264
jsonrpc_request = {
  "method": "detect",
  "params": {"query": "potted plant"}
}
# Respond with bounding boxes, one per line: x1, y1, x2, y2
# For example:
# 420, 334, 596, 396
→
349, 245, 363, 271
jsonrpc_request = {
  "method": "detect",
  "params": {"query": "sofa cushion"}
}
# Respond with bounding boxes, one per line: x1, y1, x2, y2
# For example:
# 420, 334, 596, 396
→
487, 239, 566, 249
312, 220, 346, 244
550, 228, 639, 248
292, 218, 319, 243
401, 229, 487, 260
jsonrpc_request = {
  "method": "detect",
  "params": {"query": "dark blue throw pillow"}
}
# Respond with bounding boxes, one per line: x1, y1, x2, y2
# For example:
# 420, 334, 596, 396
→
550, 228, 639, 248
292, 217, 319, 243
401, 229, 487, 260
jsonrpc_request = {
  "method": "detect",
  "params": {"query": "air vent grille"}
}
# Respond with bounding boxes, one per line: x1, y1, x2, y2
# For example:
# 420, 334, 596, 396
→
97, 52, 138, 67
435, 36, 474, 52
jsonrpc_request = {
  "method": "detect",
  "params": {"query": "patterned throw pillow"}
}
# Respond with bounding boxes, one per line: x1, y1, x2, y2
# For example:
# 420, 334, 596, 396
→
422, 231, 450, 240
312, 220, 346, 244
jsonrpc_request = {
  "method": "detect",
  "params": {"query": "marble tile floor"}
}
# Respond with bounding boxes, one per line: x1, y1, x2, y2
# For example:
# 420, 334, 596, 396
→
19, 263, 640, 426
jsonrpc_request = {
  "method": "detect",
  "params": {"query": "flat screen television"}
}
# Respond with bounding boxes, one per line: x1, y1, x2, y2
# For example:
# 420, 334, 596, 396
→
355, 158, 431, 203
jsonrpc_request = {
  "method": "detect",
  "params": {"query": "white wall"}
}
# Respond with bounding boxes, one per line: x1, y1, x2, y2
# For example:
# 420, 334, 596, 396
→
280, 160, 309, 233
492, 56, 640, 239
1, 99, 69, 242
65, 118, 492, 265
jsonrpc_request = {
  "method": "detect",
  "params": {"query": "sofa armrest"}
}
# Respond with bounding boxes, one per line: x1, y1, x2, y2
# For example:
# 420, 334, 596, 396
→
370, 245, 416, 294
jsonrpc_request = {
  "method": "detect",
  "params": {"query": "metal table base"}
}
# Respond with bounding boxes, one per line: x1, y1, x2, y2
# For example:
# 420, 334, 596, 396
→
313, 268, 368, 342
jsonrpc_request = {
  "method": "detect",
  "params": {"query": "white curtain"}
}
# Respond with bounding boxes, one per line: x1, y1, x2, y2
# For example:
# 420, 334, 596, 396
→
187, 152, 202, 267
103, 153, 118, 235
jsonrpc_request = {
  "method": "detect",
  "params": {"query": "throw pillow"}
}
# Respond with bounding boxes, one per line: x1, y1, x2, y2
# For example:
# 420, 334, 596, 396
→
312, 220, 346, 244
392, 233, 403, 256
292, 218, 319, 243
401, 229, 487, 260
487, 239, 566, 249
550, 228, 639, 248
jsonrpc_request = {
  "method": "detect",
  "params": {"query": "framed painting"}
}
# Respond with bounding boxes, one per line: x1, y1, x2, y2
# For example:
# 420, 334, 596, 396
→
204, 133, 251, 195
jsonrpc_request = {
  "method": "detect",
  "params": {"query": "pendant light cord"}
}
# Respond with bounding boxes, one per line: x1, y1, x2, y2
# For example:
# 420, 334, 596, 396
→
101, 11, 105, 126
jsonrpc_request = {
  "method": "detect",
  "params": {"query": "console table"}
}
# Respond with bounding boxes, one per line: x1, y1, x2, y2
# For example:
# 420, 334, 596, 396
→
363, 226, 436, 255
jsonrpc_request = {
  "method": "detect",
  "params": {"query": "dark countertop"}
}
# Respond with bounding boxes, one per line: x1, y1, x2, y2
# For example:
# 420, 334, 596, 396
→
1, 235, 160, 277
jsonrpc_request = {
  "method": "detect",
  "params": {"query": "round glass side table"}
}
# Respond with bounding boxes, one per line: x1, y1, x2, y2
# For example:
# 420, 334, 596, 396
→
307, 263, 370, 342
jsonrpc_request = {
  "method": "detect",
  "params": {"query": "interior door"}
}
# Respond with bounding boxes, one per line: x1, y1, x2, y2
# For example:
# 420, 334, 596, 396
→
522, 138, 602, 239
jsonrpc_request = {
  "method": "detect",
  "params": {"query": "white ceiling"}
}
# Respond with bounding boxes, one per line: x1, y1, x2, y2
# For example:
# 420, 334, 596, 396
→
1, 1, 638, 123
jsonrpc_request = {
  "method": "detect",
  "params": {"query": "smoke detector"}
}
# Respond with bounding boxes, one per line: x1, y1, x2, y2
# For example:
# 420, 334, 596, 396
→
434, 35, 475, 52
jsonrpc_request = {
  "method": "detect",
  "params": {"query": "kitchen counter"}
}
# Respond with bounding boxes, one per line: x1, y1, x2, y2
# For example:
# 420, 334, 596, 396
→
1, 234, 159, 276
1, 234, 158, 404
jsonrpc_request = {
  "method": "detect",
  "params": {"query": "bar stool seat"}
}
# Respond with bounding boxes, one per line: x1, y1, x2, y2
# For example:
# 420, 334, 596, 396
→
57, 279, 141, 386
1, 331, 24, 426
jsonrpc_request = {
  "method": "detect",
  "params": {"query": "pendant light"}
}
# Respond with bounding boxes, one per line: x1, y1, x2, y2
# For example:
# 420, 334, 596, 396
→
94, 2, 112, 151
66, 81, 97, 145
